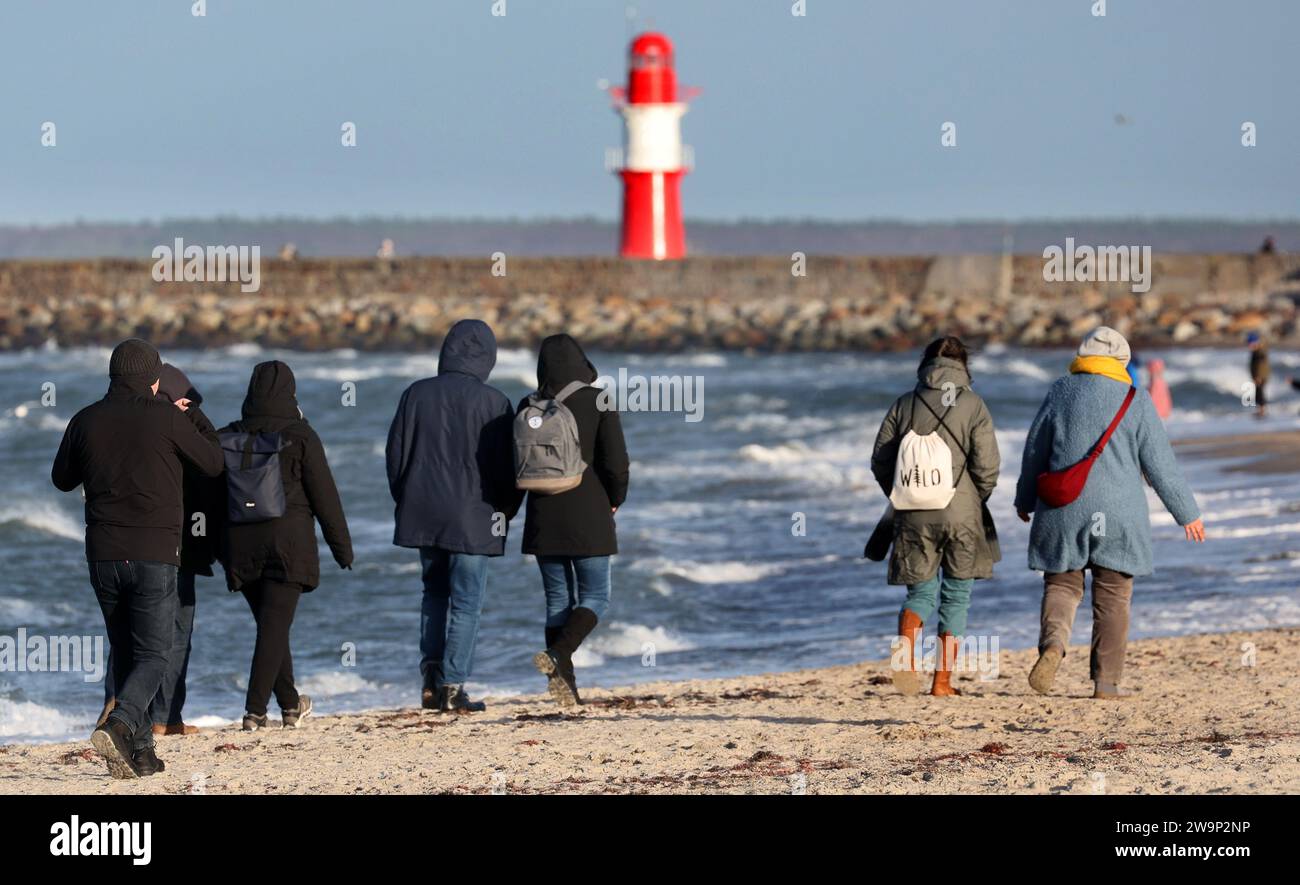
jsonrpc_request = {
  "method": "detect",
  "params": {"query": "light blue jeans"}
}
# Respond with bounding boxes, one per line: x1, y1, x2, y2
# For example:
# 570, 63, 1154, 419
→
902, 570, 974, 635
537, 555, 612, 626
419, 549, 490, 687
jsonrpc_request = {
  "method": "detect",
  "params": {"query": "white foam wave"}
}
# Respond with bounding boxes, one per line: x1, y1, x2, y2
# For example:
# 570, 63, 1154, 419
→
0, 502, 83, 542
0, 698, 88, 740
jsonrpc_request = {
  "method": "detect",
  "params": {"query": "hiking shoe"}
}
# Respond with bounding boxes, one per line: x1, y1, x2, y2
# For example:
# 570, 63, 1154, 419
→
242, 712, 269, 731
133, 745, 166, 776
282, 695, 312, 728
1028, 646, 1064, 695
421, 673, 439, 711
440, 685, 486, 714
90, 719, 140, 780
533, 650, 579, 708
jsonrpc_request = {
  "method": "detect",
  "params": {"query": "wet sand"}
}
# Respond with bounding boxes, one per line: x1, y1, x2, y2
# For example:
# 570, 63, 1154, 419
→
1177, 429, 1300, 474
4, 628, 1296, 795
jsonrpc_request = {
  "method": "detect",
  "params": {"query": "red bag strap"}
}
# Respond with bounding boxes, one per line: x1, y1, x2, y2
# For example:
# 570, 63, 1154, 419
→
1090, 386, 1137, 460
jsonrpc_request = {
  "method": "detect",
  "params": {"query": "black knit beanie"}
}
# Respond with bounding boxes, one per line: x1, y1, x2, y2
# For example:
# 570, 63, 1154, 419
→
108, 338, 162, 381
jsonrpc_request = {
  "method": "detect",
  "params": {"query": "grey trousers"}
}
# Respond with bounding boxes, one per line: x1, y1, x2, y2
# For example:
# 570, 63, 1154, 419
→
1038, 565, 1134, 687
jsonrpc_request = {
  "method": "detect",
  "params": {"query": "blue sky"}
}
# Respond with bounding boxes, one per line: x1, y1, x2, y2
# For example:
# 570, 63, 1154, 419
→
0, 0, 1295, 223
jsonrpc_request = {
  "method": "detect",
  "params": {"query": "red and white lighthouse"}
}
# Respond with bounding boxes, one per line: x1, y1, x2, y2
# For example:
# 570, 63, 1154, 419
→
607, 32, 694, 260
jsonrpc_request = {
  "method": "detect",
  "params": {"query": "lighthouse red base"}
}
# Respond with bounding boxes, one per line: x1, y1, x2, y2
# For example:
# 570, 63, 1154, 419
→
619, 169, 685, 260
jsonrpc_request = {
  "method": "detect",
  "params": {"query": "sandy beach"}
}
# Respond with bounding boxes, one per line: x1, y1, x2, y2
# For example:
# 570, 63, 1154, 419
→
5, 627, 1296, 795
1177, 429, 1300, 475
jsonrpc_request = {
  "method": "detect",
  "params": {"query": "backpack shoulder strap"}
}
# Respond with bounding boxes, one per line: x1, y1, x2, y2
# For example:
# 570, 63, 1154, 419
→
915, 391, 970, 488
553, 380, 588, 404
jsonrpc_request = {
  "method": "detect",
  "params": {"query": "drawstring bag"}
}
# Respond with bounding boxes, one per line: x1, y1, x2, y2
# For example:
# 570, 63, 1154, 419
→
889, 392, 967, 511
1036, 386, 1136, 508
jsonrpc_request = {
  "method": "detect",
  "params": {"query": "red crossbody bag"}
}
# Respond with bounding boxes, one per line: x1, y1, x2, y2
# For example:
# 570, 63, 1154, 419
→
1035, 386, 1136, 509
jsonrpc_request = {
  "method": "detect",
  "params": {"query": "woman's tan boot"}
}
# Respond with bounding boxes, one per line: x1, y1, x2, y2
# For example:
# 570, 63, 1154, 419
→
893, 610, 924, 696
931, 632, 962, 696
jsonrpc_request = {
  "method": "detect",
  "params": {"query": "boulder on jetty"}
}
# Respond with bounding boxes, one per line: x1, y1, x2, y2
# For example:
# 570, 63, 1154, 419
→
0, 254, 1296, 352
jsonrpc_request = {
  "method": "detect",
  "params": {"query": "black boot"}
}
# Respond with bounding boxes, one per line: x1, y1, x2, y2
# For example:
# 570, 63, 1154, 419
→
133, 745, 166, 776
532, 609, 598, 707
90, 718, 141, 780
440, 685, 486, 714
421, 670, 439, 710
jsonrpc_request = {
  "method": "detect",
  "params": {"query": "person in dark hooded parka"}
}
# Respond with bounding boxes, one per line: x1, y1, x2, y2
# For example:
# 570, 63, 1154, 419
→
386, 319, 521, 713
218, 360, 353, 731
521, 335, 630, 707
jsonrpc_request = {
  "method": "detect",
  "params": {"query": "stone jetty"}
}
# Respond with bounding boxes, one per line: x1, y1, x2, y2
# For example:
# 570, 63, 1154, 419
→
0, 254, 1296, 352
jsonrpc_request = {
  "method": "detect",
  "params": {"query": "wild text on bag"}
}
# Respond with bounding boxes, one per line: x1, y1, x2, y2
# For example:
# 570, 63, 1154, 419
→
219, 431, 288, 524
1036, 386, 1136, 509
514, 381, 589, 495
889, 391, 966, 511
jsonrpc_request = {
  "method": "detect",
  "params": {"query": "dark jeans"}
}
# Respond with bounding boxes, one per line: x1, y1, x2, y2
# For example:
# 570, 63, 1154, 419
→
90, 560, 178, 751
242, 579, 302, 716
419, 548, 489, 688
537, 555, 612, 626
103, 569, 198, 727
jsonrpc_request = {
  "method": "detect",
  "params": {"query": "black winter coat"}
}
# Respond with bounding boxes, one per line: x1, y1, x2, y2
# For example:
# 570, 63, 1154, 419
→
518, 335, 629, 557
387, 319, 521, 555
52, 374, 223, 566
217, 361, 353, 592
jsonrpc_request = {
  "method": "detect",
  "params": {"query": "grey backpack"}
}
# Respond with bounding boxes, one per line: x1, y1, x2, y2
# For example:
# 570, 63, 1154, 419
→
514, 381, 588, 494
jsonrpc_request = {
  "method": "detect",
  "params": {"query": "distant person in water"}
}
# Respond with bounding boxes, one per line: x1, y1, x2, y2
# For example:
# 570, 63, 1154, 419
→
1145, 357, 1173, 420
218, 361, 353, 731
102, 363, 222, 738
1248, 332, 1269, 418
520, 335, 629, 707
52, 339, 223, 779
1259, 235, 1276, 255
1016, 327, 1205, 700
386, 320, 520, 713
870, 337, 1001, 697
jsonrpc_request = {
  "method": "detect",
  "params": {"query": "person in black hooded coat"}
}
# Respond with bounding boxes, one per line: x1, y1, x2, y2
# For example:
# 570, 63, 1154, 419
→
520, 335, 629, 707
218, 361, 353, 730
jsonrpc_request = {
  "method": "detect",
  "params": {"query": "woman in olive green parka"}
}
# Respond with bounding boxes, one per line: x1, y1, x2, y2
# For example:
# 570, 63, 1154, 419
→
870, 338, 1001, 697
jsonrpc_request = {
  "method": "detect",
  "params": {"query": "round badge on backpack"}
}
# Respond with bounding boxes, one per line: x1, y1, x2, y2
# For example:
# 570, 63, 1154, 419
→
528, 416, 543, 429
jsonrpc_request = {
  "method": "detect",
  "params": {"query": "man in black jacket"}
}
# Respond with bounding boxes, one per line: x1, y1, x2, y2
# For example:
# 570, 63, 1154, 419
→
52, 339, 223, 779
386, 319, 521, 713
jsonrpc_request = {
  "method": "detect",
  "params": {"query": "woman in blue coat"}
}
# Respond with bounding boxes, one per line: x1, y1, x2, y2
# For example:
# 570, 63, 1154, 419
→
1015, 327, 1205, 699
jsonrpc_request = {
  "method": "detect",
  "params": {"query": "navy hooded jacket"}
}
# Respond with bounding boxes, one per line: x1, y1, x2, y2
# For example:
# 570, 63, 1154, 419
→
386, 320, 522, 555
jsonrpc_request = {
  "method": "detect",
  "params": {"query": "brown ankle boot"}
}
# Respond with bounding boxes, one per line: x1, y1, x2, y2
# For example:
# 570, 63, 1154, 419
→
893, 609, 924, 696
931, 632, 962, 697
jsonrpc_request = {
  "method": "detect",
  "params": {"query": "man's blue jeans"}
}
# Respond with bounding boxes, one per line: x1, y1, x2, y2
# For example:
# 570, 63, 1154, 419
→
104, 569, 198, 727
537, 555, 612, 627
89, 560, 178, 751
419, 549, 490, 688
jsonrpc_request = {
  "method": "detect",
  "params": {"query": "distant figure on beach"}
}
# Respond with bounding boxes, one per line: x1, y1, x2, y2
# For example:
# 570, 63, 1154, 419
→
52, 339, 223, 779
386, 320, 521, 713
1145, 357, 1173, 420
217, 361, 353, 731
1248, 332, 1269, 418
102, 363, 222, 738
870, 336, 1001, 697
519, 335, 629, 707
1016, 327, 1205, 700
1259, 235, 1276, 255
279, 242, 298, 261
377, 238, 396, 259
